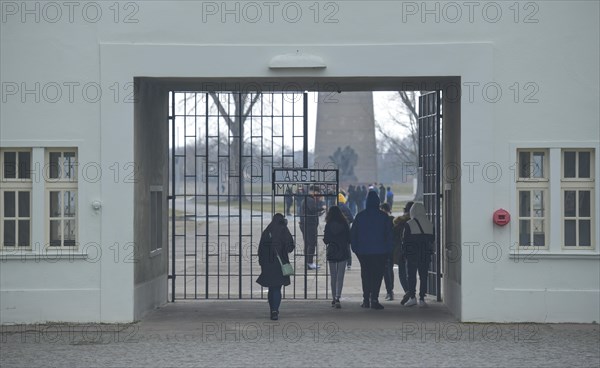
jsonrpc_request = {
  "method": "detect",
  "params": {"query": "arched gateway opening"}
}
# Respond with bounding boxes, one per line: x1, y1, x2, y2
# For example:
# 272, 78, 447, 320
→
133, 77, 461, 315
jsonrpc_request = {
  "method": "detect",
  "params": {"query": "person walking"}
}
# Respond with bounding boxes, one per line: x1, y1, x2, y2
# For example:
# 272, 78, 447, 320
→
380, 203, 395, 301
392, 201, 414, 305
256, 213, 295, 320
284, 187, 294, 216
294, 186, 304, 216
350, 191, 393, 310
402, 202, 435, 307
299, 185, 325, 269
347, 185, 357, 215
337, 193, 354, 270
386, 186, 394, 211
323, 206, 351, 309
378, 183, 386, 204
358, 185, 367, 211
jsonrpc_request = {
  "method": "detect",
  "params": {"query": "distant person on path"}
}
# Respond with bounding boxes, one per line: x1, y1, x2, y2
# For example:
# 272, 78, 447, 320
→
380, 203, 395, 301
350, 191, 393, 310
392, 201, 414, 305
360, 185, 368, 211
379, 183, 386, 204
323, 206, 351, 309
299, 186, 325, 270
337, 193, 354, 225
294, 186, 305, 216
337, 193, 355, 270
284, 187, 294, 216
386, 186, 394, 210
402, 202, 435, 307
347, 185, 357, 215
256, 213, 295, 320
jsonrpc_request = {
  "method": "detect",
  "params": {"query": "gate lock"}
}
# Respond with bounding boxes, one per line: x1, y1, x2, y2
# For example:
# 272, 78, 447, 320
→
493, 209, 511, 226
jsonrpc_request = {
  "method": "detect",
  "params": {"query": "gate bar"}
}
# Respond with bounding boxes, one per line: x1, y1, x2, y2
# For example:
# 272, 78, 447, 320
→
303, 92, 308, 168
238, 93, 243, 299
170, 92, 176, 302
435, 91, 442, 302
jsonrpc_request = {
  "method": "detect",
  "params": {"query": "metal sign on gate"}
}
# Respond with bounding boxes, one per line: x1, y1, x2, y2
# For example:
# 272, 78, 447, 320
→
272, 169, 339, 197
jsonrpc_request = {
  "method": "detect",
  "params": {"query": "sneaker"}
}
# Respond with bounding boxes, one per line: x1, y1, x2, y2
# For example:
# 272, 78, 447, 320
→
270, 311, 279, 320
404, 297, 417, 307
385, 293, 394, 301
418, 298, 427, 307
346, 265, 351, 270
331, 300, 336, 307
335, 299, 341, 309
361, 300, 370, 308
400, 294, 410, 306
306, 263, 320, 270
370, 301, 384, 310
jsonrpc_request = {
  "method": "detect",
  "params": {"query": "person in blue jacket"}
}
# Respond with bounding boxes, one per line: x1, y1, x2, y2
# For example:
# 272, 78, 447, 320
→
350, 191, 393, 310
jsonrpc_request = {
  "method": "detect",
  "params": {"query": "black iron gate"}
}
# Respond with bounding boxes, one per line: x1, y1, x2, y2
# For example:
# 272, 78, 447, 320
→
168, 91, 335, 300
418, 91, 442, 301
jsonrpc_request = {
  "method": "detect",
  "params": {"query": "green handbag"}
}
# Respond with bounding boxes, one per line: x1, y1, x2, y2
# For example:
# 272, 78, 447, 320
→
275, 248, 294, 276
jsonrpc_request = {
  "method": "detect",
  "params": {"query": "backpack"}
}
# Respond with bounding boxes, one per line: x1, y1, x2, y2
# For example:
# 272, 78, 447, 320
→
391, 223, 404, 265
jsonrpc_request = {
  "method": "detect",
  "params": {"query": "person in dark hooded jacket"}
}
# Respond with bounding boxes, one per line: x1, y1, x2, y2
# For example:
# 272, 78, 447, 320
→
402, 202, 435, 308
323, 206, 351, 309
392, 201, 414, 305
350, 191, 393, 310
337, 192, 354, 270
256, 213, 295, 320
299, 186, 325, 269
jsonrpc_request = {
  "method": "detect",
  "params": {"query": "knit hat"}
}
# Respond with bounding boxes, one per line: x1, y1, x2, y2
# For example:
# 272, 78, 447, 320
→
338, 193, 347, 204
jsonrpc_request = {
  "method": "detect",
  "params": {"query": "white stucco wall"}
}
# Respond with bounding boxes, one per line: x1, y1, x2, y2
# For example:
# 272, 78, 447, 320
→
1, 1, 598, 323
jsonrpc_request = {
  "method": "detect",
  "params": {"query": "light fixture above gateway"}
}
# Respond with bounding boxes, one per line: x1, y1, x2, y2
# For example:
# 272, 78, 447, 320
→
268, 52, 326, 69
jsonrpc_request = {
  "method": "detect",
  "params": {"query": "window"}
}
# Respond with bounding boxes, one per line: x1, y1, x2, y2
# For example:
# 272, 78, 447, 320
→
516, 150, 549, 248
1, 149, 32, 249
562, 149, 595, 248
45, 149, 78, 248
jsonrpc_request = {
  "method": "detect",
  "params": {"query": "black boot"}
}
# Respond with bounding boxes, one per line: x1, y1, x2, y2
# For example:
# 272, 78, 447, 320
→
370, 300, 384, 310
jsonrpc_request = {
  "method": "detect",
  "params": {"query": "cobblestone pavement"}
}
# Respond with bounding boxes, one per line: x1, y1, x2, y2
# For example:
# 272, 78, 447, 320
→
2, 299, 599, 368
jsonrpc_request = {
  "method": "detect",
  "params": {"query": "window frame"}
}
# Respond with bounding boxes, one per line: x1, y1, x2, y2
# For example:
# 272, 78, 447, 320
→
561, 149, 595, 249
1, 148, 33, 250
1, 147, 33, 182
515, 149, 550, 250
44, 148, 79, 249
516, 149, 549, 183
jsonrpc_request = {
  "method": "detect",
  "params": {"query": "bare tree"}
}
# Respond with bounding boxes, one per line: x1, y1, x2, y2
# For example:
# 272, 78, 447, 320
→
207, 92, 262, 200
376, 91, 419, 164
177, 92, 262, 200
178, 91, 310, 201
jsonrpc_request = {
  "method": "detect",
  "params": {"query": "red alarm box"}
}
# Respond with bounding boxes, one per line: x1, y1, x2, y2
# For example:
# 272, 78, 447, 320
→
493, 209, 510, 226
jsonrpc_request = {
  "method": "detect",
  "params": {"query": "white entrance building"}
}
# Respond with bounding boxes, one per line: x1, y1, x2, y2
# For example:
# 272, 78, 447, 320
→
1, 1, 598, 323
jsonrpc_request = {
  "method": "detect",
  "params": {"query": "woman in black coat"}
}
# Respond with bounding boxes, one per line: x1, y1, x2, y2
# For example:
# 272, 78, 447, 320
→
322, 206, 351, 309
256, 213, 295, 320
